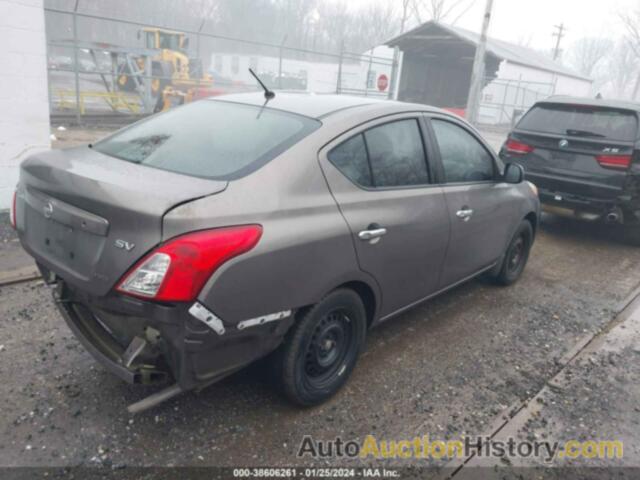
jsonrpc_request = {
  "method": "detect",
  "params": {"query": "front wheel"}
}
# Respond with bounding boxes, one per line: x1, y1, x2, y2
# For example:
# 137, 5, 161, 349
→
272, 289, 367, 406
487, 220, 533, 286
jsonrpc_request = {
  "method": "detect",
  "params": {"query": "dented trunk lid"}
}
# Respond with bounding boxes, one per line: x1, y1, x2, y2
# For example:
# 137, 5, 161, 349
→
17, 146, 227, 296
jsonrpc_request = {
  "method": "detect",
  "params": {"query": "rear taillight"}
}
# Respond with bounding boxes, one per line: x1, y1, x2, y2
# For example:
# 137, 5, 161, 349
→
595, 154, 632, 170
10, 190, 17, 229
505, 139, 534, 155
117, 225, 263, 302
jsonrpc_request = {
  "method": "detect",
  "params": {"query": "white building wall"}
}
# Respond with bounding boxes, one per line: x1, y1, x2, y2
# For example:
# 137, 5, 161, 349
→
210, 51, 392, 96
478, 61, 592, 125
0, 0, 50, 209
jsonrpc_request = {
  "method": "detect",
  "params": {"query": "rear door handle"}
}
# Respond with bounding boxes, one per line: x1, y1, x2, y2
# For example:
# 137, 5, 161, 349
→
456, 208, 474, 221
358, 227, 387, 242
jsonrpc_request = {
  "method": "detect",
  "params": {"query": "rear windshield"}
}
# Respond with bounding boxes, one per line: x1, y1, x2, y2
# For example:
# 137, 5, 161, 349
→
517, 104, 638, 142
93, 100, 321, 180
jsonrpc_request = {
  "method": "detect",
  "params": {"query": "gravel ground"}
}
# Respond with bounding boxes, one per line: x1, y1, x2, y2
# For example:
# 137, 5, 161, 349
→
2, 125, 640, 478
1, 213, 639, 476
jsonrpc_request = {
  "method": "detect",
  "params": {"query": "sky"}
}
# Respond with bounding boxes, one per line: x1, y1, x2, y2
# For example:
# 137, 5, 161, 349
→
354, 0, 638, 52
456, 0, 635, 51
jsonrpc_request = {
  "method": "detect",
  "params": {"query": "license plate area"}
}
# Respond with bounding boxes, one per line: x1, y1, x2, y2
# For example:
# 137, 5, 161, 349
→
42, 219, 77, 263
23, 190, 108, 281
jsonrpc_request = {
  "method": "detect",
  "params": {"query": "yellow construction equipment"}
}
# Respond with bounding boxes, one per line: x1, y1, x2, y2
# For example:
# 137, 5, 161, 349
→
117, 28, 214, 111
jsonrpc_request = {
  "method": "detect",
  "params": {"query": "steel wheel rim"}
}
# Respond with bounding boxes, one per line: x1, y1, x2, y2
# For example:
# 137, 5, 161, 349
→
507, 235, 526, 273
303, 309, 353, 389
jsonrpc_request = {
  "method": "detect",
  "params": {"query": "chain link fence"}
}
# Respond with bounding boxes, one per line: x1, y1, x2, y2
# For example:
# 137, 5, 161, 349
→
478, 77, 555, 130
44, 5, 396, 126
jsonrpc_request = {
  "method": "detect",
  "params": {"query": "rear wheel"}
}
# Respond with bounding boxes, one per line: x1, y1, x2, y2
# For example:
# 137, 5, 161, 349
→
273, 289, 367, 406
487, 220, 533, 285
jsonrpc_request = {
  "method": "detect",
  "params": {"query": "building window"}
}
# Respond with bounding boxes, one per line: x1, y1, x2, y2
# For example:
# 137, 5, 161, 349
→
249, 57, 258, 71
231, 56, 240, 75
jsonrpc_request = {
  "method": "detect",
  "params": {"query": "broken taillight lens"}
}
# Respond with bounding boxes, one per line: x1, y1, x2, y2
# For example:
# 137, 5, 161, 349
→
117, 225, 263, 302
595, 154, 632, 170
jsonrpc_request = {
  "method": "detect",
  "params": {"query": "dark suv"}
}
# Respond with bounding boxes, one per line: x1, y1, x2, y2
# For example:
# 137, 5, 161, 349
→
500, 96, 640, 241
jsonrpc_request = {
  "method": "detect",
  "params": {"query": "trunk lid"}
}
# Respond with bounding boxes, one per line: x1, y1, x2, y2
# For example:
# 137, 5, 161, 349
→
17, 146, 227, 296
506, 103, 638, 200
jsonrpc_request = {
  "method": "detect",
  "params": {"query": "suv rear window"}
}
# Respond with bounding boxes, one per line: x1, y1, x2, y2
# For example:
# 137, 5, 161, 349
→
93, 100, 320, 180
517, 104, 638, 142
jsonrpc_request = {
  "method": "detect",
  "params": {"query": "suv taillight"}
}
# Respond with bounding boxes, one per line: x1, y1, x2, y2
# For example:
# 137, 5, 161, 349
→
10, 190, 17, 229
595, 154, 632, 170
116, 225, 263, 302
505, 138, 534, 155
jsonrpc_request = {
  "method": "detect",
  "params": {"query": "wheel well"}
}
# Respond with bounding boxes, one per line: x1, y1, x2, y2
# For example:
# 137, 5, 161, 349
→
338, 281, 377, 328
524, 211, 538, 236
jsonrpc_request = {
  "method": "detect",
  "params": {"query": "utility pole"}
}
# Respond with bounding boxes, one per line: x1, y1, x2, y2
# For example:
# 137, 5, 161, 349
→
552, 23, 565, 61
466, 0, 494, 125
388, 0, 410, 100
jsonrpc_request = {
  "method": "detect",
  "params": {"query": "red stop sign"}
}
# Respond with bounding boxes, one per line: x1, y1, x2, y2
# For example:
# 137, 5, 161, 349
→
377, 74, 389, 92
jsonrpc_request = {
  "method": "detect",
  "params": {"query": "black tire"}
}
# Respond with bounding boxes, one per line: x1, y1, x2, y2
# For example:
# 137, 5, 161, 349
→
488, 220, 533, 286
272, 289, 367, 406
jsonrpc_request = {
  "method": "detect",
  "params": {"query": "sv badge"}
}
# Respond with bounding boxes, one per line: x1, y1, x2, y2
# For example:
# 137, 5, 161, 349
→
114, 239, 136, 251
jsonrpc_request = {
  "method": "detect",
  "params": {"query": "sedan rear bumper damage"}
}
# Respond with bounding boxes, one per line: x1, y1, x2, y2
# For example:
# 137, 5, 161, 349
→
44, 265, 294, 412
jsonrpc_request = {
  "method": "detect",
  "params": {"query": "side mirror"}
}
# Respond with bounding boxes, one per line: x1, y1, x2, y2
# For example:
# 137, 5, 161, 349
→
503, 162, 524, 184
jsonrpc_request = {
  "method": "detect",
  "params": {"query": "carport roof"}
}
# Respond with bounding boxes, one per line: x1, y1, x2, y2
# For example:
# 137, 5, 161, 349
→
386, 21, 592, 83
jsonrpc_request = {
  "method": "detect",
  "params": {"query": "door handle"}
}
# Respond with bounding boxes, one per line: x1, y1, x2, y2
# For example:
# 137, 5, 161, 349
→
456, 208, 474, 221
358, 227, 387, 242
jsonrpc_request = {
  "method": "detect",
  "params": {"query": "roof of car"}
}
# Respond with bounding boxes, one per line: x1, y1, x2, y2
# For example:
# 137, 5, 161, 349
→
538, 96, 640, 112
210, 92, 435, 119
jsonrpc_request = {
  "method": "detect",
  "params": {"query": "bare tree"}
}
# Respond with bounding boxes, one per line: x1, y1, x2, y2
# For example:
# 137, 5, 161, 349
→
606, 40, 638, 99
411, 0, 475, 25
565, 37, 613, 78
620, 5, 640, 99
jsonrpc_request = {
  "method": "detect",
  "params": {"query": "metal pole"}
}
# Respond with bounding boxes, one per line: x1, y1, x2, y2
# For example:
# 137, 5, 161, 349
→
389, 0, 409, 100
499, 80, 510, 125
465, 0, 494, 125
365, 53, 373, 97
72, 0, 81, 125
144, 55, 153, 113
336, 40, 344, 94
552, 23, 565, 61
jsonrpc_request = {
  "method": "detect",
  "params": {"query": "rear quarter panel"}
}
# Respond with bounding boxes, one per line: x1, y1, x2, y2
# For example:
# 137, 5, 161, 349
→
162, 127, 381, 325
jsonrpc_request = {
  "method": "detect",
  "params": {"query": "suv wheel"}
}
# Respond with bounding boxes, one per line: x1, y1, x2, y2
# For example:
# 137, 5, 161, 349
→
273, 289, 367, 406
488, 220, 533, 286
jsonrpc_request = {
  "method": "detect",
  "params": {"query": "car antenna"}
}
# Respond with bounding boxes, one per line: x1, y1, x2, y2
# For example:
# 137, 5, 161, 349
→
249, 68, 275, 100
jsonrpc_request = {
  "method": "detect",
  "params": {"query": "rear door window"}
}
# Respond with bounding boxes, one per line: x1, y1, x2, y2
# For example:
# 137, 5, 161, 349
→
327, 134, 372, 187
364, 120, 429, 187
93, 100, 320, 180
517, 104, 638, 142
328, 119, 430, 188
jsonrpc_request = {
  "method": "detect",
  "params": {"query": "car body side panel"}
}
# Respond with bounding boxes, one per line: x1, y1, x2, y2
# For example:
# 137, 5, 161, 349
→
162, 132, 381, 325
439, 182, 529, 286
316, 112, 451, 318
422, 113, 537, 286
